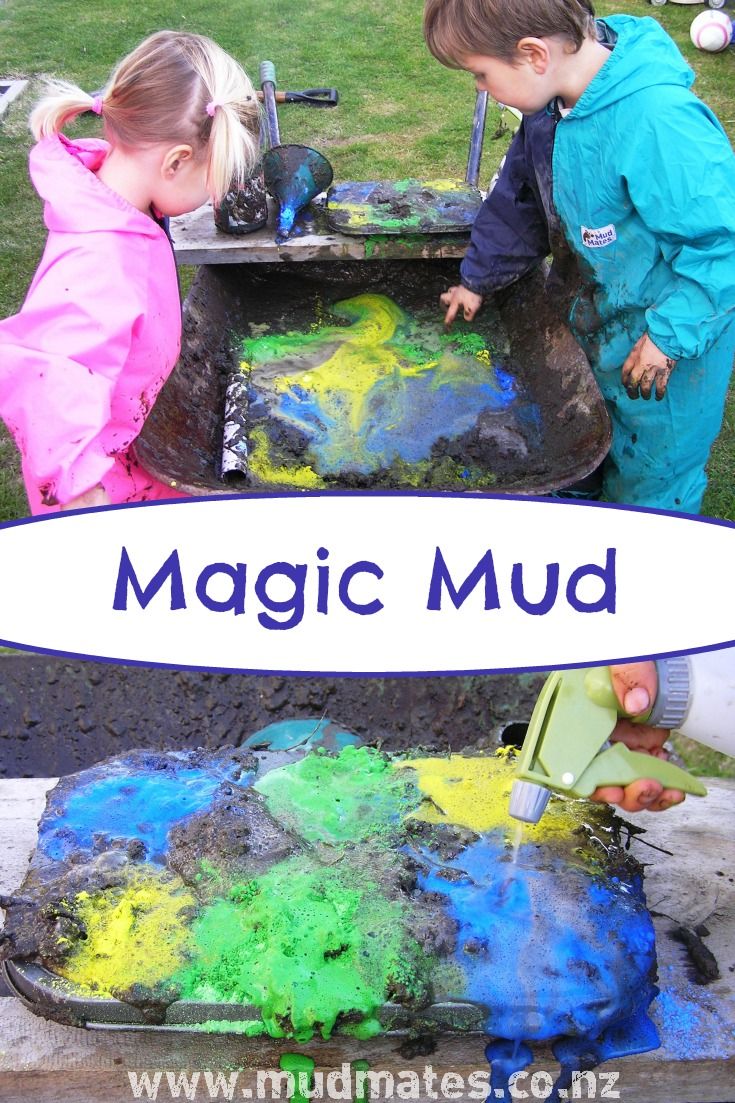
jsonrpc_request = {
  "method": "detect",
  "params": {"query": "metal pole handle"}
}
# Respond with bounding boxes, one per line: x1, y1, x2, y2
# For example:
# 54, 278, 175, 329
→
259, 60, 280, 149
465, 90, 489, 189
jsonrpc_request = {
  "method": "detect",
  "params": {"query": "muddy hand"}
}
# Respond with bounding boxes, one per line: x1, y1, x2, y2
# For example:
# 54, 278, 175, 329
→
621, 333, 676, 401
609, 661, 658, 717
440, 285, 483, 326
591, 719, 685, 811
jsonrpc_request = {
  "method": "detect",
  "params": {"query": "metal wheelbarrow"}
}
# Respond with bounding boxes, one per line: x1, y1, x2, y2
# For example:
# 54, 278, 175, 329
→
134, 260, 611, 496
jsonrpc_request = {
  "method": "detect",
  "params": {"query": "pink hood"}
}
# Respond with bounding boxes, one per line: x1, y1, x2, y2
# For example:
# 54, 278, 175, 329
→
30, 135, 164, 236
0, 135, 184, 513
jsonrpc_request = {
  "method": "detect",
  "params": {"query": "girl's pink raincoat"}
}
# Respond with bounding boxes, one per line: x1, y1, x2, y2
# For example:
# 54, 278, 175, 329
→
0, 135, 186, 514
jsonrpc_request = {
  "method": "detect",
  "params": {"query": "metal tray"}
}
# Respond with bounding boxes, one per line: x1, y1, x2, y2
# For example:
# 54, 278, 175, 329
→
3, 960, 489, 1034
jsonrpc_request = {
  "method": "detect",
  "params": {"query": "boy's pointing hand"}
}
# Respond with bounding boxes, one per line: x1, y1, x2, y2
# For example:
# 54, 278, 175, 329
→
621, 333, 676, 401
440, 285, 483, 326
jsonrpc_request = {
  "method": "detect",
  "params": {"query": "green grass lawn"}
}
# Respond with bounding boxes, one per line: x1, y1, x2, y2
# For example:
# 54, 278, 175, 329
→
0, 0, 734, 522
670, 731, 735, 779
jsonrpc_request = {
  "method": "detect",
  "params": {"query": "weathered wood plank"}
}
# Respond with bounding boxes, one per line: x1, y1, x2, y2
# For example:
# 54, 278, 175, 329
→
627, 780, 735, 1075
1, 1050, 734, 1103
635, 778, 735, 936
170, 201, 469, 266
1, 1001, 492, 1068
0, 779, 57, 896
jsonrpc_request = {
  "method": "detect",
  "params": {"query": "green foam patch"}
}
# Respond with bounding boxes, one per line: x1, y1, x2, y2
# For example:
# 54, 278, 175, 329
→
175, 853, 431, 1041
253, 745, 423, 846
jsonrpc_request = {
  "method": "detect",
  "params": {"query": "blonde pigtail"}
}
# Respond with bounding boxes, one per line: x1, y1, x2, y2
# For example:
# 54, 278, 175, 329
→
28, 31, 262, 206
181, 36, 262, 204
30, 80, 103, 141
207, 98, 261, 203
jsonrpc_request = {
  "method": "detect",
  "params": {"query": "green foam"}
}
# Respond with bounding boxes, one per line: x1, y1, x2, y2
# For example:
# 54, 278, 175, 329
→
175, 853, 430, 1041
253, 745, 422, 846
196, 1019, 267, 1035
281, 1054, 315, 1103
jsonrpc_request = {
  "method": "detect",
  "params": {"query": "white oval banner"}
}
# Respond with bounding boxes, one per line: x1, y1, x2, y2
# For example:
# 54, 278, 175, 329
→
0, 494, 733, 674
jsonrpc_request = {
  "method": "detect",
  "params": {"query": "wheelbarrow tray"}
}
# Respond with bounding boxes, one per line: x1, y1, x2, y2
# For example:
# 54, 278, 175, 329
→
134, 260, 611, 496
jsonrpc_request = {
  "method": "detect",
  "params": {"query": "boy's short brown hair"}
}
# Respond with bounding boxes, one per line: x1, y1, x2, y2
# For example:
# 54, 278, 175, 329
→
424, 0, 596, 64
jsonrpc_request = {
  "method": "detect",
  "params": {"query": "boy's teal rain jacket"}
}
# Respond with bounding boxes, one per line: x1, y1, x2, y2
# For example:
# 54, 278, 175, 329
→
461, 15, 735, 511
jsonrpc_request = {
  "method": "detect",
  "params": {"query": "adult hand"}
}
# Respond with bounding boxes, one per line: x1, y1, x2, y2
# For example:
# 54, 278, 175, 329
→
440, 285, 483, 326
621, 333, 676, 401
591, 661, 685, 812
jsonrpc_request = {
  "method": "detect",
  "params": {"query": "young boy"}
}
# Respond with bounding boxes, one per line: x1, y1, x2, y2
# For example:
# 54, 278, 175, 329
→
424, 0, 735, 512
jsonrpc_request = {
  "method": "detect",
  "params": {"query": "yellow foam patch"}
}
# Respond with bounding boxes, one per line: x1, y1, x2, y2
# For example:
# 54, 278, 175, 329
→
417, 179, 469, 192
56, 869, 196, 997
395, 751, 586, 842
248, 426, 326, 488
326, 201, 372, 227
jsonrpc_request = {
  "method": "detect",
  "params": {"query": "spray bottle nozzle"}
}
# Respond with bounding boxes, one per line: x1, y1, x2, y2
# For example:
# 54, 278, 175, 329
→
509, 780, 551, 824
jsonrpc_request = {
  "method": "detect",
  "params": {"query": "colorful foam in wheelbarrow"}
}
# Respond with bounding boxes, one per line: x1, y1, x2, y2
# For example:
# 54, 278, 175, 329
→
133, 262, 612, 497
235, 292, 542, 489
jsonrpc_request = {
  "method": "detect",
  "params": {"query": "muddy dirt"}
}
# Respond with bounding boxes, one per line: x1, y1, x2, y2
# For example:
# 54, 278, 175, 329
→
326, 179, 483, 236
214, 176, 268, 235
0, 654, 544, 778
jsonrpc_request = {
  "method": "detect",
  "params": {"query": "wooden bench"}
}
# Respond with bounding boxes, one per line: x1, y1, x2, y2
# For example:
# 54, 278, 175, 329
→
2, 777, 734, 1103
169, 198, 470, 266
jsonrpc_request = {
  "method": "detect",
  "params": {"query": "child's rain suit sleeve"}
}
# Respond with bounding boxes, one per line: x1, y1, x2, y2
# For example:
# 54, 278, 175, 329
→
621, 90, 735, 362
460, 122, 551, 295
0, 242, 145, 507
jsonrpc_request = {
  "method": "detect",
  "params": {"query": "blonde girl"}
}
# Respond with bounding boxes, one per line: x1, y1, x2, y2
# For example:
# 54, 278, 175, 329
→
0, 31, 259, 514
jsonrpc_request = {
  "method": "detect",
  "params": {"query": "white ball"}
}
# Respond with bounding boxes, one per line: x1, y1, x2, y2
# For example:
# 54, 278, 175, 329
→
690, 9, 733, 52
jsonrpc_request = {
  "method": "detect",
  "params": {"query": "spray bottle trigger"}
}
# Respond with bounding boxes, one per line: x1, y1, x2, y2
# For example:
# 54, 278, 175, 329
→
572, 742, 708, 799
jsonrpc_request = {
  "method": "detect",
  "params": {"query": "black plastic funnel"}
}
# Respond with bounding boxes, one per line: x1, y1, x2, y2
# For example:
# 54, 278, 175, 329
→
260, 60, 333, 239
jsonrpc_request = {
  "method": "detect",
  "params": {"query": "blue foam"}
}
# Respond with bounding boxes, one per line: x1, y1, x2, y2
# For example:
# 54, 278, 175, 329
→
40, 758, 252, 862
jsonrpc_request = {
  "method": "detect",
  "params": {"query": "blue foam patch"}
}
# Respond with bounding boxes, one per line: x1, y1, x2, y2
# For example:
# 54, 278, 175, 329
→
413, 835, 657, 1043
40, 757, 252, 862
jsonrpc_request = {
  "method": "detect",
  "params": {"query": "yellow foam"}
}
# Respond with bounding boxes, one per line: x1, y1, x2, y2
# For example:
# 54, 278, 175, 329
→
56, 870, 196, 997
416, 179, 469, 192
327, 201, 372, 227
395, 752, 584, 842
248, 426, 326, 488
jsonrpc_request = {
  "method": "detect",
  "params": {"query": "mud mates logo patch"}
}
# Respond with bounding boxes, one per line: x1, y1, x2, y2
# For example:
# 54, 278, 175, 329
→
581, 224, 617, 249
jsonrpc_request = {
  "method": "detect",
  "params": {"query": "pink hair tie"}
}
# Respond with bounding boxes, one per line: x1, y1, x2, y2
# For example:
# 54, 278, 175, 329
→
90, 94, 103, 116
206, 99, 223, 117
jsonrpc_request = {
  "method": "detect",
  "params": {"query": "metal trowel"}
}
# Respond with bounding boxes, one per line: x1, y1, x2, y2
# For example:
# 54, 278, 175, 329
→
509, 666, 707, 823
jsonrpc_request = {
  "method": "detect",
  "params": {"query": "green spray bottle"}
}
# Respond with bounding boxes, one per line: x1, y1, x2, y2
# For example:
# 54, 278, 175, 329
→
509, 659, 712, 824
